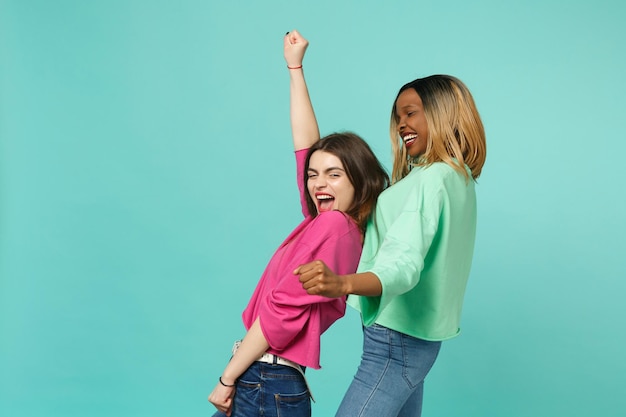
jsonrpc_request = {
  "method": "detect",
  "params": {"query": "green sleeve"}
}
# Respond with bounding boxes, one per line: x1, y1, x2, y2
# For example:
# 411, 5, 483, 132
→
359, 207, 439, 325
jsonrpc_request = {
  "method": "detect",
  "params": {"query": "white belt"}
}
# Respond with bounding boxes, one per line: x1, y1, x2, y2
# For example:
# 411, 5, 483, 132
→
232, 340, 315, 401
257, 351, 304, 371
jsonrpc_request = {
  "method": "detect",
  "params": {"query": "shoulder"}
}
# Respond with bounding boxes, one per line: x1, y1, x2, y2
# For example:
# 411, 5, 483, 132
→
417, 162, 456, 180
307, 211, 360, 240
293, 212, 361, 257
382, 163, 464, 211
311, 210, 357, 230
407, 162, 467, 190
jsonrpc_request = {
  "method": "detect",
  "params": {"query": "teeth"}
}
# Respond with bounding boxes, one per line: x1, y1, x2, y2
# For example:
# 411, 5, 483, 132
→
317, 195, 334, 200
403, 134, 417, 142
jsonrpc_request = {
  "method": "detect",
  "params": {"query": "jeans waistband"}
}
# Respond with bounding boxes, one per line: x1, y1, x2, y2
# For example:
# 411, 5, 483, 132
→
232, 340, 315, 402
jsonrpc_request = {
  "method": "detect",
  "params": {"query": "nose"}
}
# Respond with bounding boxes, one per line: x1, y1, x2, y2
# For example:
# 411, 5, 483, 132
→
397, 116, 406, 133
314, 175, 327, 188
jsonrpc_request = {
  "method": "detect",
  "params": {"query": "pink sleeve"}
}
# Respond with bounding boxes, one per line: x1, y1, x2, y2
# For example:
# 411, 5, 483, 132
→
259, 212, 362, 355
295, 148, 310, 218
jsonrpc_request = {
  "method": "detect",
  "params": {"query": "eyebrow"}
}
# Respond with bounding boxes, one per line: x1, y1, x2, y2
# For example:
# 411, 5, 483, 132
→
398, 103, 419, 111
395, 103, 417, 116
307, 167, 346, 174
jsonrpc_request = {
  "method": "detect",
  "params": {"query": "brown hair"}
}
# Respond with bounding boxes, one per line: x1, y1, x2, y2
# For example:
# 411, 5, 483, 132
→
304, 132, 389, 233
389, 75, 487, 183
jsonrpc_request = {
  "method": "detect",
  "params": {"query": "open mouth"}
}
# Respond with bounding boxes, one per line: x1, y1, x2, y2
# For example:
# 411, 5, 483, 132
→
316, 193, 335, 212
403, 133, 417, 148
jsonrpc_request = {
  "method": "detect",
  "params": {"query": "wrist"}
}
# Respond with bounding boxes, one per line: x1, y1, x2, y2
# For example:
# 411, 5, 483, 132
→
342, 274, 353, 296
219, 376, 236, 387
287, 64, 303, 70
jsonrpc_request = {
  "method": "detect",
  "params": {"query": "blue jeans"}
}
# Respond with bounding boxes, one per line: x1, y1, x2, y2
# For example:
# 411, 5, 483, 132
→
336, 324, 442, 417
212, 361, 310, 417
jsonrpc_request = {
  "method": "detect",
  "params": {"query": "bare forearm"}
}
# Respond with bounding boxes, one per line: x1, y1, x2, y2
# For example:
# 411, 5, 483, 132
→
220, 318, 269, 384
343, 272, 383, 297
290, 68, 320, 151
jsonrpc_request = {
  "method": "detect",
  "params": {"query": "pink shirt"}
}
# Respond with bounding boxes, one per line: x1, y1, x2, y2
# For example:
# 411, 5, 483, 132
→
241, 149, 362, 369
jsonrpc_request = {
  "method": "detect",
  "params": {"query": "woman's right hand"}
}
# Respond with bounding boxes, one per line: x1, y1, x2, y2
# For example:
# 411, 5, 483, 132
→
284, 30, 309, 68
208, 382, 235, 416
294, 260, 348, 298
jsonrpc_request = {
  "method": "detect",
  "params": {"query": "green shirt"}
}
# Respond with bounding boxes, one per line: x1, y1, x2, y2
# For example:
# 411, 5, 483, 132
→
348, 162, 477, 341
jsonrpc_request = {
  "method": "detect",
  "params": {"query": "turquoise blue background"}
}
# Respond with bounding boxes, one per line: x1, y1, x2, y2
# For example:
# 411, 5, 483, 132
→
1, 0, 625, 416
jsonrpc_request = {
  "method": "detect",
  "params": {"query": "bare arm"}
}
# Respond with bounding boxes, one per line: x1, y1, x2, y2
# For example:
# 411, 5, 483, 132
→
207, 318, 269, 415
209, 31, 320, 415
294, 261, 383, 298
284, 30, 320, 151
222, 318, 269, 382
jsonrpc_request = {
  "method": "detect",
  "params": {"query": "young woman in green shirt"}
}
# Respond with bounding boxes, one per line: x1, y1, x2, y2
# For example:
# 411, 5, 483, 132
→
296, 75, 487, 417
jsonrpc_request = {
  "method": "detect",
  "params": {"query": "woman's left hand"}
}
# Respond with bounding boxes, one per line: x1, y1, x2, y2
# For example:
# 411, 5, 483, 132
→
208, 383, 235, 416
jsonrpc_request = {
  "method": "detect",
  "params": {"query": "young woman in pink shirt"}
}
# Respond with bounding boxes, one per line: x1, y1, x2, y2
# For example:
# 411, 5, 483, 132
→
208, 30, 388, 417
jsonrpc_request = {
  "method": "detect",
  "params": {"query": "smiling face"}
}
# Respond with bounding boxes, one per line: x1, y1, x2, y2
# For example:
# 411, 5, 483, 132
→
306, 150, 355, 214
395, 88, 429, 158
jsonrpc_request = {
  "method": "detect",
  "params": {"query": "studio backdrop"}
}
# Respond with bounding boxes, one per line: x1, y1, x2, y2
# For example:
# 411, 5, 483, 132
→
1, 1, 625, 416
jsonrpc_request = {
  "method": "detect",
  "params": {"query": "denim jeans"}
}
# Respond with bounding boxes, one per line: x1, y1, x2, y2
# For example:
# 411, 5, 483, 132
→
335, 324, 442, 417
212, 361, 310, 417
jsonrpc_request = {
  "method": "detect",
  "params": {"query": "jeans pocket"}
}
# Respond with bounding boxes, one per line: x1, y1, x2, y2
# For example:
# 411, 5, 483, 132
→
401, 337, 442, 388
274, 390, 311, 417
233, 379, 261, 415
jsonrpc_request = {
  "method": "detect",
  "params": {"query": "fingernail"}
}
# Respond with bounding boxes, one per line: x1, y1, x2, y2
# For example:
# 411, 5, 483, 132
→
286, 32, 290, 35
